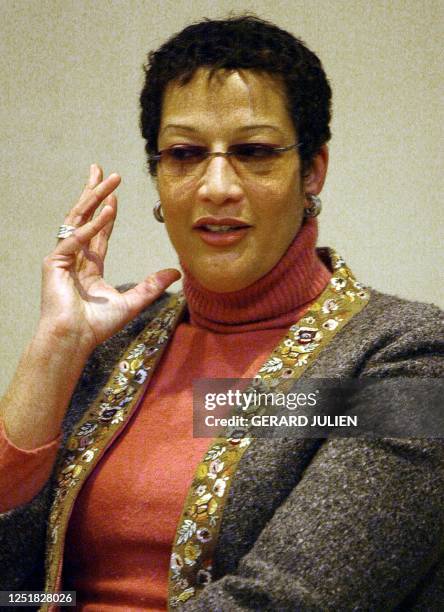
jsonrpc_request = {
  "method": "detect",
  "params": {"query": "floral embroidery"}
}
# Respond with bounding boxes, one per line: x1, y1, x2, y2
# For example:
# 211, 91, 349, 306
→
195, 484, 207, 497
204, 446, 226, 461
111, 410, 125, 425
43, 293, 187, 598
259, 356, 283, 374
281, 367, 295, 378
114, 372, 129, 387
188, 493, 218, 521
294, 327, 321, 345
119, 360, 130, 373
168, 249, 371, 608
331, 276, 347, 291
295, 354, 309, 367
127, 343, 146, 358
98, 408, 118, 422
322, 298, 339, 314
334, 257, 345, 269
184, 542, 202, 565
277, 325, 322, 357
134, 368, 148, 384
76, 422, 97, 437
80, 449, 96, 463
177, 520, 197, 545
208, 459, 224, 478
196, 528, 212, 543
41, 250, 370, 611
213, 478, 227, 497
322, 318, 339, 331
171, 552, 184, 572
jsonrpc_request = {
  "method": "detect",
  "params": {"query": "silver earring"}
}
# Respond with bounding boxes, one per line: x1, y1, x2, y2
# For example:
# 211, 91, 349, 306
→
153, 200, 164, 223
304, 194, 322, 218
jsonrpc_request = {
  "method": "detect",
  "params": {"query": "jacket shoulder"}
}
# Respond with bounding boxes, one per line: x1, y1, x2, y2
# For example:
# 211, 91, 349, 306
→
350, 289, 443, 377
309, 288, 443, 378
342, 288, 442, 345
362, 288, 442, 329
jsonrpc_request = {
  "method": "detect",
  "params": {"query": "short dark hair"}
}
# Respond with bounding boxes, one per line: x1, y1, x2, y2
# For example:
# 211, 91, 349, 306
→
139, 15, 332, 176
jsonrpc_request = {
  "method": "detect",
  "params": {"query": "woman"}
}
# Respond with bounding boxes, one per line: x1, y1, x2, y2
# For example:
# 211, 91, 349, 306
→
0, 15, 443, 612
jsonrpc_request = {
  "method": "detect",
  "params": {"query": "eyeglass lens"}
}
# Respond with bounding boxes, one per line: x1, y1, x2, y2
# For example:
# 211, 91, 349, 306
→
158, 144, 289, 176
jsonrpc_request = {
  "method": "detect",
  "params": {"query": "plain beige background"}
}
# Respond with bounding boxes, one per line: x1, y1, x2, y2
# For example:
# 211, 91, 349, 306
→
0, 0, 442, 394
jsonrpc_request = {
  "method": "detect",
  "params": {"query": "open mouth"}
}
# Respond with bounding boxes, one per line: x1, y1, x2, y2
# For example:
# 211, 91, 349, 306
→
199, 224, 249, 233
193, 219, 252, 246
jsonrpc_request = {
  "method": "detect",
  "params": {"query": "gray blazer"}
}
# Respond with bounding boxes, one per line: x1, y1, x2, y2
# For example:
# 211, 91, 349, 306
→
1, 289, 443, 611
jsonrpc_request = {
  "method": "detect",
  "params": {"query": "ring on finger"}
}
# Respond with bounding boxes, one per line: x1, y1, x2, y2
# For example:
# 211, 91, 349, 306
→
57, 224, 77, 239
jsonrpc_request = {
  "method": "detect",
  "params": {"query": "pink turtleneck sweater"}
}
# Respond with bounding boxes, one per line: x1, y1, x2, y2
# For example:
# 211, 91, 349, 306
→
0, 218, 331, 610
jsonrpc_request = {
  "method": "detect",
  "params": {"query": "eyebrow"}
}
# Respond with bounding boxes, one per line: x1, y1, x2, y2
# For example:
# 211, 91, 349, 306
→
161, 124, 200, 135
239, 124, 285, 136
160, 123, 285, 136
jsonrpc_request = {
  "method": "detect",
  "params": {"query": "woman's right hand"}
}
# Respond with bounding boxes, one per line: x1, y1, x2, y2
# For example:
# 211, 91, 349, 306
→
0, 164, 180, 452
38, 164, 180, 357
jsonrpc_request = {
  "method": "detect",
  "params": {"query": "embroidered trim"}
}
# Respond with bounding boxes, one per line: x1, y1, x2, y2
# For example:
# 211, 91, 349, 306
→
39, 249, 370, 611
42, 292, 187, 602
167, 249, 370, 608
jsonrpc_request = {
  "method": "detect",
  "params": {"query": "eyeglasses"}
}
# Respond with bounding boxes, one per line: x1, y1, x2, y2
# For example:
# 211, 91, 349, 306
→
150, 143, 302, 177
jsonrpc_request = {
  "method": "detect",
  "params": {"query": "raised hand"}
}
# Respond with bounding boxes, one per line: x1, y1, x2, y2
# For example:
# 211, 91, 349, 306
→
0, 165, 180, 450
38, 164, 180, 357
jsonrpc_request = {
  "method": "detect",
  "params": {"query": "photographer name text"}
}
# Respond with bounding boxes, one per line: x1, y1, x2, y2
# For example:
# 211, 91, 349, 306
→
205, 414, 358, 428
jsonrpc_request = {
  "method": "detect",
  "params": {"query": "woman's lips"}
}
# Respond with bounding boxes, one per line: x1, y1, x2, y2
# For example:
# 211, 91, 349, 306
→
192, 217, 252, 246
194, 226, 250, 246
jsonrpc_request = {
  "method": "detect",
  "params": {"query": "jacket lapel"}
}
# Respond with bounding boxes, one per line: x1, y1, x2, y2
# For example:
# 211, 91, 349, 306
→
42, 291, 187, 601
40, 249, 370, 611
167, 249, 370, 608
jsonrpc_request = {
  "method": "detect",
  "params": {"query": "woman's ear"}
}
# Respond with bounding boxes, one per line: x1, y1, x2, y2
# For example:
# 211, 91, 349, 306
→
303, 145, 329, 195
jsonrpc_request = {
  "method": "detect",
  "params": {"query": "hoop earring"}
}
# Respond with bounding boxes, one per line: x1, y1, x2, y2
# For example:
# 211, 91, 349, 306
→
153, 200, 165, 223
304, 194, 322, 218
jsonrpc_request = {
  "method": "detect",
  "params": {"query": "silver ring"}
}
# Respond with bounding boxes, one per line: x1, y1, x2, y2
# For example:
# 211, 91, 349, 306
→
57, 224, 76, 239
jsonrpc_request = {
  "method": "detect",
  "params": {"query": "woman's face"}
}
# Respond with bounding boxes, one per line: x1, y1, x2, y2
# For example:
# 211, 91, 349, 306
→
157, 68, 308, 292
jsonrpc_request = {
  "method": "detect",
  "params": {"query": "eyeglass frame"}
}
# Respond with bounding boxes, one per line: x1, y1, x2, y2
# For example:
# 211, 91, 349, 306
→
149, 142, 303, 176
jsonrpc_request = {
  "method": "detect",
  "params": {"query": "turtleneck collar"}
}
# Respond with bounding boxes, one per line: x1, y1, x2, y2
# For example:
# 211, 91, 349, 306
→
181, 217, 332, 333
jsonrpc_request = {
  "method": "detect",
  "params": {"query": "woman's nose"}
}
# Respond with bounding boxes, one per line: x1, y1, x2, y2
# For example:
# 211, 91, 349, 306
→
197, 155, 243, 205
